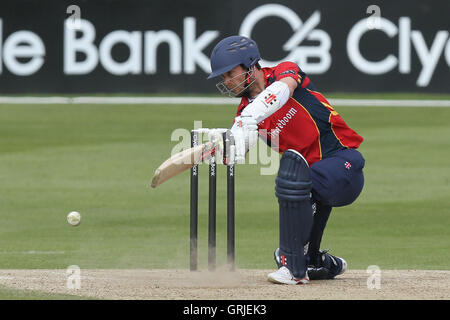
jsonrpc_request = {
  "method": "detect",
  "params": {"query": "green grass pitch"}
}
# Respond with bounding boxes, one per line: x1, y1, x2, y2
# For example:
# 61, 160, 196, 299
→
0, 101, 449, 272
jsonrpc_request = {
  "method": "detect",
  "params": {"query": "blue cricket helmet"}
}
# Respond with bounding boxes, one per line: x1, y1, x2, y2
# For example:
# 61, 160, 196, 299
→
207, 35, 261, 79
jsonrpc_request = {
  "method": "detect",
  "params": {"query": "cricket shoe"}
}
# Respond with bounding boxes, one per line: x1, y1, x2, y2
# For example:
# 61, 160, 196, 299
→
268, 266, 310, 285
307, 249, 347, 280
273, 247, 283, 268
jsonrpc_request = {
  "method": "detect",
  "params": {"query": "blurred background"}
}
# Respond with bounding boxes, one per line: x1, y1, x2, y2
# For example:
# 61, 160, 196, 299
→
0, 0, 448, 93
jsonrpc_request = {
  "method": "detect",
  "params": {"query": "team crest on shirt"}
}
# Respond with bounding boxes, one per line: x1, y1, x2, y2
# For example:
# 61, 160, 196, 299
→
344, 161, 351, 170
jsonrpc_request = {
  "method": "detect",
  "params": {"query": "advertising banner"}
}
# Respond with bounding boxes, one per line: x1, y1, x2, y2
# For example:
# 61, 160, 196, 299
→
0, 0, 448, 93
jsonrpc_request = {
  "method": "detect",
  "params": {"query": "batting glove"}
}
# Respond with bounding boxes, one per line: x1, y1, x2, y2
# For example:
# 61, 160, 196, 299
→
230, 115, 259, 163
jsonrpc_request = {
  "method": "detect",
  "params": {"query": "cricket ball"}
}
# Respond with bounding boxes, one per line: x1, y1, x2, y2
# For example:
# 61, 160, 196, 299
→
67, 211, 81, 226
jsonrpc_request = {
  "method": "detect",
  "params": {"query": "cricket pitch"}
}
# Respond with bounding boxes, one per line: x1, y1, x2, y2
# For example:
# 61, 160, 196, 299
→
0, 269, 448, 300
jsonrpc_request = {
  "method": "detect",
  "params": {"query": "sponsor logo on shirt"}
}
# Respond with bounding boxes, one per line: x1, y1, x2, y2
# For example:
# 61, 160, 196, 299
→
279, 70, 297, 77
268, 107, 298, 139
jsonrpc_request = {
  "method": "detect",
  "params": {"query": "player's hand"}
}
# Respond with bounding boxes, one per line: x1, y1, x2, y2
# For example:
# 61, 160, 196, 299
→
207, 129, 223, 145
237, 115, 258, 131
206, 129, 225, 161
230, 115, 258, 163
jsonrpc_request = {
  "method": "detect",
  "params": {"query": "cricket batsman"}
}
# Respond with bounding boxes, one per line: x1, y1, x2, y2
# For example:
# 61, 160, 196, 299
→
207, 35, 365, 284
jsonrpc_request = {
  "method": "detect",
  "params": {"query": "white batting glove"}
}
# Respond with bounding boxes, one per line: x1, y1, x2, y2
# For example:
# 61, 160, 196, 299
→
230, 115, 259, 163
206, 129, 225, 161
231, 128, 246, 163
207, 129, 223, 145
237, 115, 258, 131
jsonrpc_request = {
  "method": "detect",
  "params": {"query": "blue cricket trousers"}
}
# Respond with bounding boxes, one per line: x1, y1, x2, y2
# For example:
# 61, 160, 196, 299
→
310, 148, 365, 207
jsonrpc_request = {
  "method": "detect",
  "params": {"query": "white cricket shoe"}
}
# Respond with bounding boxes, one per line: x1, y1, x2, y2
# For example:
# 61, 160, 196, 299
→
267, 266, 310, 285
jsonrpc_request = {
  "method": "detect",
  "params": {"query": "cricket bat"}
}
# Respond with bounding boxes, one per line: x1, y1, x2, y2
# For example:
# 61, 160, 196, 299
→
151, 141, 217, 188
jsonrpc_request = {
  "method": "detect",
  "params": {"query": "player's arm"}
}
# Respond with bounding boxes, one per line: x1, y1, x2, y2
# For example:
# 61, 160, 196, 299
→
230, 63, 301, 162
229, 80, 291, 163
240, 63, 300, 123
239, 80, 291, 123
279, 77, 298, 98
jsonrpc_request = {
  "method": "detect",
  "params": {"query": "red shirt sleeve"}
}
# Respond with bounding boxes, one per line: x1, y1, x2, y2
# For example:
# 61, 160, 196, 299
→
272, 61, 306, 87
